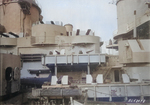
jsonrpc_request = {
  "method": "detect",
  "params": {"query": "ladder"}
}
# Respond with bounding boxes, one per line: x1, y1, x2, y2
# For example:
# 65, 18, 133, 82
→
103, 67, 112, 82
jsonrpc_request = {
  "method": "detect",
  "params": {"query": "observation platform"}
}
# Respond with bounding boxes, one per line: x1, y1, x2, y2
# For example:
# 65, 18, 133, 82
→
41, 54, 106, 75
42, 54, 105, 65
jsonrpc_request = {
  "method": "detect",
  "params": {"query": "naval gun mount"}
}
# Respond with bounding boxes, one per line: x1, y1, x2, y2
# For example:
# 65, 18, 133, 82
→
30, 76, 83, 105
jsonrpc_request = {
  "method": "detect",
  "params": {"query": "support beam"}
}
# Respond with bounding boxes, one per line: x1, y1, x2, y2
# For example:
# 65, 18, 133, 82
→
94, 86, 96, 101
124, 85, 128, 101
140, 85, 144, 100
55, 65, 57, 76
133, 10, 137, 38
109, 86, 112, 102
87, 65, 90, 74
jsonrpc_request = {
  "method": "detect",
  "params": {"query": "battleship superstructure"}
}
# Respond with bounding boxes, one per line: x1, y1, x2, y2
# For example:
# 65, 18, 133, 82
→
0, 0, 103, 96
107, 0, 150, 82
0, 0, 150, 104
0, 0, 43, 96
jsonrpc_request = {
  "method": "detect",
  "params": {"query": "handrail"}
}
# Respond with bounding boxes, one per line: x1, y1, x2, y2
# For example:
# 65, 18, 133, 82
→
113, 14, 149, 37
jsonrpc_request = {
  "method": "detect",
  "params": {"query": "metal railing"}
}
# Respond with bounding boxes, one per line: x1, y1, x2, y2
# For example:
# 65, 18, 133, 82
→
42, 54, 106, 65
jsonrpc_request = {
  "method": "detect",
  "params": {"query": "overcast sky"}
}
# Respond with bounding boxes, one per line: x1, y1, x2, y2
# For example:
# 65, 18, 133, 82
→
36, 0, 118, 54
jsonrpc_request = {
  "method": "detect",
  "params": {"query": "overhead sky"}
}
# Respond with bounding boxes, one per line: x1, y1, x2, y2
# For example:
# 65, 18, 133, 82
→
36, 0, 117, 54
